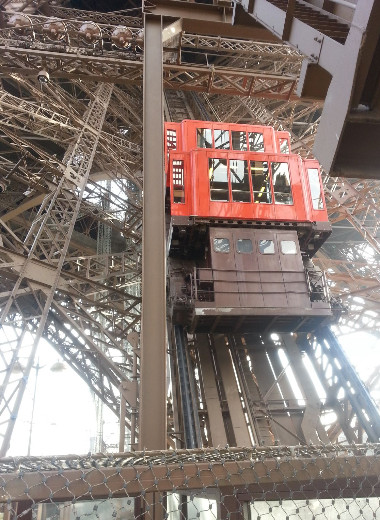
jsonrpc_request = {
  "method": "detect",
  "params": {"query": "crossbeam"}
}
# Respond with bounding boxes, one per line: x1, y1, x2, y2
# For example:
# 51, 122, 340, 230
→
0, 445, 378, 502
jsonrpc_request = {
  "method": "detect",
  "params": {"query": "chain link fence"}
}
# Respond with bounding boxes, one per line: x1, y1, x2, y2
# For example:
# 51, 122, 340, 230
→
0, 444, 379, 519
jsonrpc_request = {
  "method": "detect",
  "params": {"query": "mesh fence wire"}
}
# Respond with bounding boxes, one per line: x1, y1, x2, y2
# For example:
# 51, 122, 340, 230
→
0, 444, 379, 519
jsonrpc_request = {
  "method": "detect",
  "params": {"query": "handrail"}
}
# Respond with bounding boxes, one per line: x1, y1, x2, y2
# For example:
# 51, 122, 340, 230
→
191, 266, 330, 302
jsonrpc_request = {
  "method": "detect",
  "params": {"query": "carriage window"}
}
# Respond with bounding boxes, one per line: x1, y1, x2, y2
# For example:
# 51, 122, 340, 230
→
214, 129, 230, 150
308, 168, 324, 209
197, 128, 212, 148
172, 160, 185, 204
272, 162, 293, 205
259, 240, 274, 254
281, 240, 297, 254
251, 161, 271, 203
209, 158, 229, 201
279, 138, 289, 154
166, 129, 177, 151
248, 132, 264, 152
237, 239, 253, 253
231, 131, 247, 151
213, 238, 230, 253
230, 159, 250, 202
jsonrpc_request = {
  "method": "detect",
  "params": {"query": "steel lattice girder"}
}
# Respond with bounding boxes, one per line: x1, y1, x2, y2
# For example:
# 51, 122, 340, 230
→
0, 0, 380, 456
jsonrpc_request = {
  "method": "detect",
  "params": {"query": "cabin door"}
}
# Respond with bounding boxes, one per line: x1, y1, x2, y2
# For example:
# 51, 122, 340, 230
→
231, 229, 264, 308
276, 230, 309, 309
209, 228, 240, 307
255, 229, 288, 308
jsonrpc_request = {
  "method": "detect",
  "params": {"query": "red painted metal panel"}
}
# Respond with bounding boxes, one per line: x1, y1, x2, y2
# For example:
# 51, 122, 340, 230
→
303, 159, 329, 223
276, 130, 292, 153
169, 152, 192, 217
165, 122, 180, 187
165, 121, 329, 226
177, 120, 278, 154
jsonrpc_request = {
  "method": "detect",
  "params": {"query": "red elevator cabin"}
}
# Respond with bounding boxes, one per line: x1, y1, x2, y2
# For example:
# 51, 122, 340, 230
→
165, 121, 334, 334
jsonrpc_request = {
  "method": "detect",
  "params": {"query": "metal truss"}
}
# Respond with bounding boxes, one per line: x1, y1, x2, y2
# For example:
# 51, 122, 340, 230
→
0, 67, 144, 455
0, 81, 142, 456
0, 0, 380, 457
301, 328, 380, 443
181, 330, 380, 449
0, 6, 307, 99
0, 79, 142, 182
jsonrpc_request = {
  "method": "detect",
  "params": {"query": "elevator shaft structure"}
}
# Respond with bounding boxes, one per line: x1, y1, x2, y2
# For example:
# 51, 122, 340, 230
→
1, 0, 380, 463
172, 328, 380, 449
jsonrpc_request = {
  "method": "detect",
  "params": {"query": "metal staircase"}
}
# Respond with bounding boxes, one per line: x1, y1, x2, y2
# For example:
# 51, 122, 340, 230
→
164, 90, 195, 123
267, 0, 350, 43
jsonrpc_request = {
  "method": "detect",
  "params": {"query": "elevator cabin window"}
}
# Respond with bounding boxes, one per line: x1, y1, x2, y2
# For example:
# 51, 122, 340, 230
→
308, 168, 324, 209
248, 132, 264, 152
166, 129, 177, 162
213, 238, 230, 253
172, 160, 185, 203
197, 128, 212, 148
281, 240, 297, 254
251, 161, 271, 203
259, 239, 274, 254
279, 138, 289, 154
237, 239, 253, 253
214, 129, 230, 149
230, 159, 250, 202
209, 158, 229, 201
231, 131, 247, 151
166, 129, 177, 151
272, 162, 293, 205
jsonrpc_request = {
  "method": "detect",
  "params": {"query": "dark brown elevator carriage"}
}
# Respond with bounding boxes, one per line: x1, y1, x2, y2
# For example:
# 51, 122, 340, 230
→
209, 228, 309, 310
191, 228, 332, 334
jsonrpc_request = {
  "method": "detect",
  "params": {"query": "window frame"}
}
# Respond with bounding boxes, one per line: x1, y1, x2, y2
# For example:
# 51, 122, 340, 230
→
280, 240, 297, 255
270, 161, 294, 206
213, 237, 231, 253
248, 131, 265, 152
250, 159, 272, 204
229, 157, 251, 203
206, 152, 296, 209
307, 167, 324, 210
172, 159, 186, 204
214, 128, 231, 150
258, 239, 275, 255
236, 238, 253, 254
166, 128, 177, 152
208, 156, 230, 202
279, 137, 290, 154
231, 130, 248, 151
197, 127, 213, 149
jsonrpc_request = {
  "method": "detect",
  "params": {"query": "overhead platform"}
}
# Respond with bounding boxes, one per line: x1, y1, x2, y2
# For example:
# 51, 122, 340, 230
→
191, 306, 333, 334
234, 0, 380, 179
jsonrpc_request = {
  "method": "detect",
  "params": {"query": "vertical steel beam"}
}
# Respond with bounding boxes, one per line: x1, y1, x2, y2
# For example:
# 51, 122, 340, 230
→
213, 335, 251, 447
282, 334, 329, 444
316, 327, 380, 442
196, 334, 228, 447
231, 337, 273, 446
119, 386, 127, 452
139, 14, 167, 450
174, 325, 201, 448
